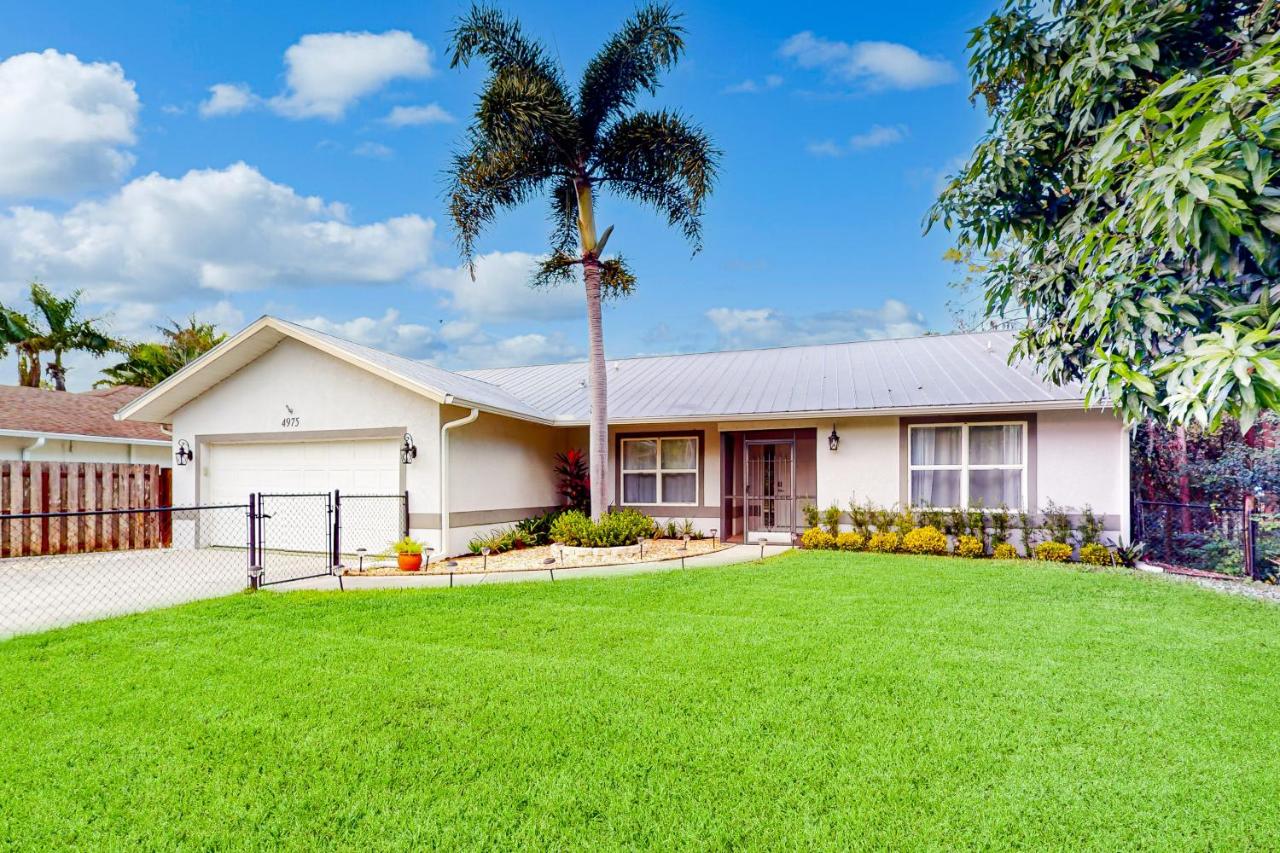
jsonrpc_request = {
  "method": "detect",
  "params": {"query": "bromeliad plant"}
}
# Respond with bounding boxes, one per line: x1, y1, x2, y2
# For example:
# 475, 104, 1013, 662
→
447, 4, 719, 520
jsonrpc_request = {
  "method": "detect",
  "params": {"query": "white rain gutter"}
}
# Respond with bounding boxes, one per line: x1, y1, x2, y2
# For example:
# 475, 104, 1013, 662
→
438, 399, 480, 561
19, 436, 45, 461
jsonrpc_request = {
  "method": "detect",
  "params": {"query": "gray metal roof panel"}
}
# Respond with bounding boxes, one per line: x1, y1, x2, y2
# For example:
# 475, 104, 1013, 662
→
459, 330, 1085, 422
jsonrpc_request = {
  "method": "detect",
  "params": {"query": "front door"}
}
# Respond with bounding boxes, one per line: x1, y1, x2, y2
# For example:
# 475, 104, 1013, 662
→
745, 440, 795, 544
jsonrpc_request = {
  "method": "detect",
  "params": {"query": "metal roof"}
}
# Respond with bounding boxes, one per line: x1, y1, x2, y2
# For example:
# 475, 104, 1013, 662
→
117, 319, 1088, 427
461, 331, 1086, 423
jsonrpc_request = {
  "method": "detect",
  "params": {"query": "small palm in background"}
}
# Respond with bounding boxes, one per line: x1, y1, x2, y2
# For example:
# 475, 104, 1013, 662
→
97, 317, 227, 388
0, 283, 118, 390
447, 3, 719, 519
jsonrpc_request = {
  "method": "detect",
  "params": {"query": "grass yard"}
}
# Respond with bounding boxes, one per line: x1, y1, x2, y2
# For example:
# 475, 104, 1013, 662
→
3, 551, 1280, 850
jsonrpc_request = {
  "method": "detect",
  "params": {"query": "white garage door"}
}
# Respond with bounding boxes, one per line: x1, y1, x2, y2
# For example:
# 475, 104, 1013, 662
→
205, 438, 402, 503
204, 438, 403, 555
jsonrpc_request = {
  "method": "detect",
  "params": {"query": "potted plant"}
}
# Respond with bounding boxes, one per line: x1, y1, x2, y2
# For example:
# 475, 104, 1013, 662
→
390, 536, 425, 572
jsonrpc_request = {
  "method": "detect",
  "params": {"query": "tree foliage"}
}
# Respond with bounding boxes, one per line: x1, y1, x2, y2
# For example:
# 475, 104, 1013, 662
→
97, 317, 226, 388
930, 0, 1280, 432
0, 283, 118, 390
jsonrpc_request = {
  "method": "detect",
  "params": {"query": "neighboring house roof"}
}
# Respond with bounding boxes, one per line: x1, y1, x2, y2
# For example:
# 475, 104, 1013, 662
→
117, 316, 1090, 427
462, 331, 1086, 422
0, 385, 169, 443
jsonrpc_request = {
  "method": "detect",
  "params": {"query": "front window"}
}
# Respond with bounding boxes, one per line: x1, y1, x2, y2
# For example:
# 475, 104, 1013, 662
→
621, 437, 698, 505
908, 422, 1025, 509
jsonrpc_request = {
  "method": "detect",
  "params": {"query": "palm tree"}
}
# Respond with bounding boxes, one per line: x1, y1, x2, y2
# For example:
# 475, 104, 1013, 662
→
0, 283, 118, 389
97, 317, 227, 388
448, 3, 718, 519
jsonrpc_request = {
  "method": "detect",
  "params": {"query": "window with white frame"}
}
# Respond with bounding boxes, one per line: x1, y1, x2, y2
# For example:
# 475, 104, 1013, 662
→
908, 422, 1026, 509
621, 436, 698, 505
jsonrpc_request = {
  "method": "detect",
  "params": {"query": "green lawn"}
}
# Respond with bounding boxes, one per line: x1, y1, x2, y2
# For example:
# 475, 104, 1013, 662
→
3, 552, 1279, 850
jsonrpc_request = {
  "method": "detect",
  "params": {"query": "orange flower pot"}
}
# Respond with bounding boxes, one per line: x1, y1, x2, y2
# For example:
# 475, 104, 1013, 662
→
398, 553, 423, 572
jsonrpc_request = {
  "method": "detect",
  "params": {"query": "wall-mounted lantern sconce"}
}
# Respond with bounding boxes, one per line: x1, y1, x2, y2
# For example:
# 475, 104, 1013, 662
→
175, 439, 193, 467
401, 433, 418, 465
827, 425, 840, 452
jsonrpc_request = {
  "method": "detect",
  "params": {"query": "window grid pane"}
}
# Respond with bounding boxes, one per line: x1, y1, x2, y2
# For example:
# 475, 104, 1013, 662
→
908, 423, 1025, 509
621, 437, 698, 505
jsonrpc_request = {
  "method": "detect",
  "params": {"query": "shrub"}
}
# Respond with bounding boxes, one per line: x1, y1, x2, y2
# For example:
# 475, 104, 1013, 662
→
550, 510, 594, 547
993, 542, 1019, 560
947, 507, 967, 537
835, 531, 865, 551
513, 508, 565, 547
893, 508, 916, 537
553, 449, 590, 514
1043, 501, 1074, 545
1016, 510, 1035, 557
1078, 505, 1104, 547
967, 506, 987, 544
802, 503, 821, 529
955, 535, 985, 559
919, 507, 946, 532
902, 525, 947, 556
822, 503, 843, 537
868, 531, 901, 553
595, 509, 657, 547
801, 527, 836, 550
868, 505, 895, 534
1035, 541, 1074, 562
990, 505, 1011, 548
1079, 543, 1114, 566
847, 498, 872, 538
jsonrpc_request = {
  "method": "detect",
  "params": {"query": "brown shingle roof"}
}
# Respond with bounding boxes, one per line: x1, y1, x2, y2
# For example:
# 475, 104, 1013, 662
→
0, 385, 168, 442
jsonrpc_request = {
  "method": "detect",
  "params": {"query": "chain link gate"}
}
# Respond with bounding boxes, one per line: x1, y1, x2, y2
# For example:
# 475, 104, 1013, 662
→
332, 491, 408, 569
253, 492, 334, 586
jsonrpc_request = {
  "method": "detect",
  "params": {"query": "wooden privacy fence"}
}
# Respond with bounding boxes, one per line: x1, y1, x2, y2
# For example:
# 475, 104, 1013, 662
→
0, 462, 173, 557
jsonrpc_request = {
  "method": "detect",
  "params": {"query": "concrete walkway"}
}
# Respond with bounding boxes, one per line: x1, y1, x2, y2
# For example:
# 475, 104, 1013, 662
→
273, 543, 793, 592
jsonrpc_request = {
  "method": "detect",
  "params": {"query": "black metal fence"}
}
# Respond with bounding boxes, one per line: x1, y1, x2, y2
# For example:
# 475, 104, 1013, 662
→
1, 490, 410, 639
0, 504, 251, 639
1134, 500, 1248, 575
1249, 512, 1280, 581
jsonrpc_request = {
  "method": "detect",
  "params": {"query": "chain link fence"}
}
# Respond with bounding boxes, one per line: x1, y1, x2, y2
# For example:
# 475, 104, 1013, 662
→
334, 492, 407, 568
1134, 500, 1247, 574
0, 504, 251, 639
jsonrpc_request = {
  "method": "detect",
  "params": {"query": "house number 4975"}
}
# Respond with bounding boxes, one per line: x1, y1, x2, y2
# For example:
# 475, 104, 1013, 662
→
281, 417, 301, 428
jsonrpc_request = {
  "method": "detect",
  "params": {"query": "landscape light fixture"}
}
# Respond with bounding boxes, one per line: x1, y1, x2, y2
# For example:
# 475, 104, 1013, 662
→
175, 439, 193, 466
827, 425, 840, 452
710, 528, 718, 547
481, 546, 490, 570
400, 433, 418, 464
356, 547, 367, 572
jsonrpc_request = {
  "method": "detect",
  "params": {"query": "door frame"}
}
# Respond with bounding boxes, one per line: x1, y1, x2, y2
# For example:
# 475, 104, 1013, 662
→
744, 437, 796, 544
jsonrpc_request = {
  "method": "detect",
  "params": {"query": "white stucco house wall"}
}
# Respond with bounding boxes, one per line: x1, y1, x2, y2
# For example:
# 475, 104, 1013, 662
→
0, 385, 170, 466
117, 317, 1130, 557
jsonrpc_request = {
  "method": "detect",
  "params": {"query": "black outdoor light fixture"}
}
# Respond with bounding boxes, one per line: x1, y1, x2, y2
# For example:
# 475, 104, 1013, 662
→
828, 424, 841, 452
175, 439, 193, 467
400, 433, 418, 464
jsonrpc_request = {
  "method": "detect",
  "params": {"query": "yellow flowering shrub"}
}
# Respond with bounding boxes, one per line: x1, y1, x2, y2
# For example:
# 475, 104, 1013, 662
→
835, 531, 866, 551
955, 535, 985, 559
902, 526, 947, 556
867, 531, 901, 553
800, 527, 836, 550
993, 543, 1019, 560
1035, 541, 1074, 562
1078, 543, 1114, 566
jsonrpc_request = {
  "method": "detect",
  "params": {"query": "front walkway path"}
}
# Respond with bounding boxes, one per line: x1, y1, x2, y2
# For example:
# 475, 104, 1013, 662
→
272, 543, 793, 592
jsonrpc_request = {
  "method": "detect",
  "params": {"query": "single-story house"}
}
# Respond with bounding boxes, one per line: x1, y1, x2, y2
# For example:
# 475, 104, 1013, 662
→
1, 385, 171, 466
117, 316, 1130, 555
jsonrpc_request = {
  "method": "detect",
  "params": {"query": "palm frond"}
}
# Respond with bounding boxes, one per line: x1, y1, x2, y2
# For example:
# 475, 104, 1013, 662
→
478, 66, 579, 157
450, 5, 559, 74
531, 252, 581, 289
599, 256, 637, 298
448, 133, 561, 264
595, 109, 719, 252
578, 4, 685, 145
548, 178, 579, 257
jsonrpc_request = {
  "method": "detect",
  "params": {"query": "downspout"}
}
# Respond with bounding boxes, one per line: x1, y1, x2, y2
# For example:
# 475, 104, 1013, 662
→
20, 436, 45, 461
439, 398, 480, 560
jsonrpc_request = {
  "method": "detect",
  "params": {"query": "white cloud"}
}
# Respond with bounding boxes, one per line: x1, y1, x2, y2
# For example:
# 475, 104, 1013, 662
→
384, 103, 454, 127
0, 49, 139, 197
723, 74, 783, 94
423, 250, 583, 323
0, 162, 434, 301
353, 141, 393, 159
706, 299, 928, 348
292, 308, 435, 356
199, 82, 257, 117
204, 31, 432, 121
808, 124, 908, 157
780, 32, 955, 90
450, 332, 582, 369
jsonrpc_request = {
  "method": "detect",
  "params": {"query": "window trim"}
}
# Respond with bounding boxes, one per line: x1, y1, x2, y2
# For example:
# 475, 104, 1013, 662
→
620, 436, 700, 507
907, 421, 1028, 510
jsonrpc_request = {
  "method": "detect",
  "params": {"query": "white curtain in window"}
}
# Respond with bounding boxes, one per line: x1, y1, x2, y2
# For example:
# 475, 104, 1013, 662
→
662, 438, 696, 470
910, 426, 962, 465
969, 469, 1021, 507
969, 425, 1022, 465
623, 440, 658, 469
623, 473, 657, 503
662, 473, 697, 503
911, 470, 961, 507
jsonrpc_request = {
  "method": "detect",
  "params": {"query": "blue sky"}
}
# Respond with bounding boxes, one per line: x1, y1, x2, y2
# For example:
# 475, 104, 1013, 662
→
0, 0, 994, 389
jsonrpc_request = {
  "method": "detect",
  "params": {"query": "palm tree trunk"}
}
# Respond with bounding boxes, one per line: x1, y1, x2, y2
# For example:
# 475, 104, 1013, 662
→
50, 351, 67, 391
582, 256, 609, 520
17, 346, 40, 388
